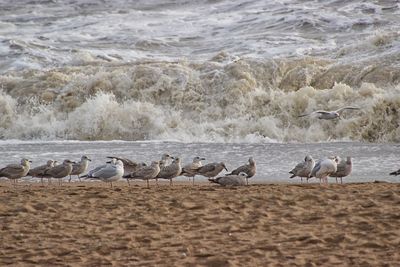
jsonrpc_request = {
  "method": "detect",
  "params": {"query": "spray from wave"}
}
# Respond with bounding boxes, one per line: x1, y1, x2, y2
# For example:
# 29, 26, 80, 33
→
0, 55, 399, 142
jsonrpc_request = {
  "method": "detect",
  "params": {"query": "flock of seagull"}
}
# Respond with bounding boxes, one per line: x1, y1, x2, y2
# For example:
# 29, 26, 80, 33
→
0, 155, 255, 188
0, 152, 399, 188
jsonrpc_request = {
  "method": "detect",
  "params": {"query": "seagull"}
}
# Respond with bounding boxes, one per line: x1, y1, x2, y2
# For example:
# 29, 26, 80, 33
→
180, 156, 206, 185
28, 159, 55, 185
225, 157, 256, 185
289, 155, 315, 183
298, 106, 360, 120
311, 157, 339, 185
106, 156, 146, 176
209, 172, 247, 186
82, 158, 117, 179
196, 162, 228, 180
331, 156, 352, 184
156, 157, 182, 185
83, 160, 124, 188
155, 153, 173, 184
123, 161, 161, 188
69, 155, 91, 182
43, 159, 75, 186
0, 158, 32, 185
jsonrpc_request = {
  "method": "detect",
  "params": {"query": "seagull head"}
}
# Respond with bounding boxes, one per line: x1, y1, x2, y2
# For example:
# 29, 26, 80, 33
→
82, 155, 92, 161
21, 158, 32, 165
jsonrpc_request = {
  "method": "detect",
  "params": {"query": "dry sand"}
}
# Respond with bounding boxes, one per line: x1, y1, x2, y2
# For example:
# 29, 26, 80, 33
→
0, 180, 400, 266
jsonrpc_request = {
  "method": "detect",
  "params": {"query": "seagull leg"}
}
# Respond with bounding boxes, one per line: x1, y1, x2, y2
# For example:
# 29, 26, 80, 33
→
68, 175, 72, 183
146, 179, 150, 188
170, 179, 173, 186
126, 179, 131, 187
192, 176, 195, 186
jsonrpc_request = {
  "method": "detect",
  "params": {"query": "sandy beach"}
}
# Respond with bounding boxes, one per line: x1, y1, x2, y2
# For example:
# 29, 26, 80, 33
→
1, 181, 399, 266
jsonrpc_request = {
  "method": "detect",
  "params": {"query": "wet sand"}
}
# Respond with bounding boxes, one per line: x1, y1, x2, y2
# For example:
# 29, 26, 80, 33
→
0, 181, 399, 266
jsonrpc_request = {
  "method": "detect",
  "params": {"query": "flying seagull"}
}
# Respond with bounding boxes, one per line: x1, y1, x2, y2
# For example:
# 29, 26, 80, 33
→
298, 106, 360, 120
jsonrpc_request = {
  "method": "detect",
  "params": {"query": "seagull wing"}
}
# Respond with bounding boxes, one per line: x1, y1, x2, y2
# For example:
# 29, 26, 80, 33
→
198, 164, 217, 174
107, 156, 136, 166
289, 161, 305, 176
335, 106, 360, 113
0, 164, 24, 177
298, 112, 312, 118
228, 164, 247, 175
92, 165, 118, 179
298, 110, 329, 117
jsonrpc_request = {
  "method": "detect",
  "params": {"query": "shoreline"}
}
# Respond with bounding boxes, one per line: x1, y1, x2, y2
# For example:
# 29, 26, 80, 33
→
1, 182, 399, 265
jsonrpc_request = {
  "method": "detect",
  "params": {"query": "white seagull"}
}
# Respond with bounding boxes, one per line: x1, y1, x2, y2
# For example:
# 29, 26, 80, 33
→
298, 106, 360, 120
311, 157, 339, 185
83, 160, 124, 188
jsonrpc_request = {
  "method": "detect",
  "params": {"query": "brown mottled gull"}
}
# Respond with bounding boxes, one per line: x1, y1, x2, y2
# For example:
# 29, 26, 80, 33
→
43, 159, 74, 186
0, 158, 32, 184
197, 162, 228, 180
156, 157, 182, 185
209, 173, 247, 186
331, 156, 352, 184
289, 155, 315, 183
69, 155, 91, 182
180, 156, 206, 185
123, 161, 160, 188
28, 159, 55, 185
226, 157, 256, 185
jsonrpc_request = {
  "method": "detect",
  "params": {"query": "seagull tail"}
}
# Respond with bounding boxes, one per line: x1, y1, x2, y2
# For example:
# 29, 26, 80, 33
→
208, 178, 218, 184
389, 171, 400, 176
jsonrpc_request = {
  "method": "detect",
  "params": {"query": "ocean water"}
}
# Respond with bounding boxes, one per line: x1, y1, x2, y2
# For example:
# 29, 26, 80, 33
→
0, 140, 398, 183
0, 1, 399, 182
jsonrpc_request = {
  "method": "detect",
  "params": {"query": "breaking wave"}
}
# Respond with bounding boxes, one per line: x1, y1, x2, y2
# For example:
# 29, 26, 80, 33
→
0, 56, 399, 142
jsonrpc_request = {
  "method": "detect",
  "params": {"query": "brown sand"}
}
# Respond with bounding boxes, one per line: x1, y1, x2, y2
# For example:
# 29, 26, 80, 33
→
0, 181, 400, 266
